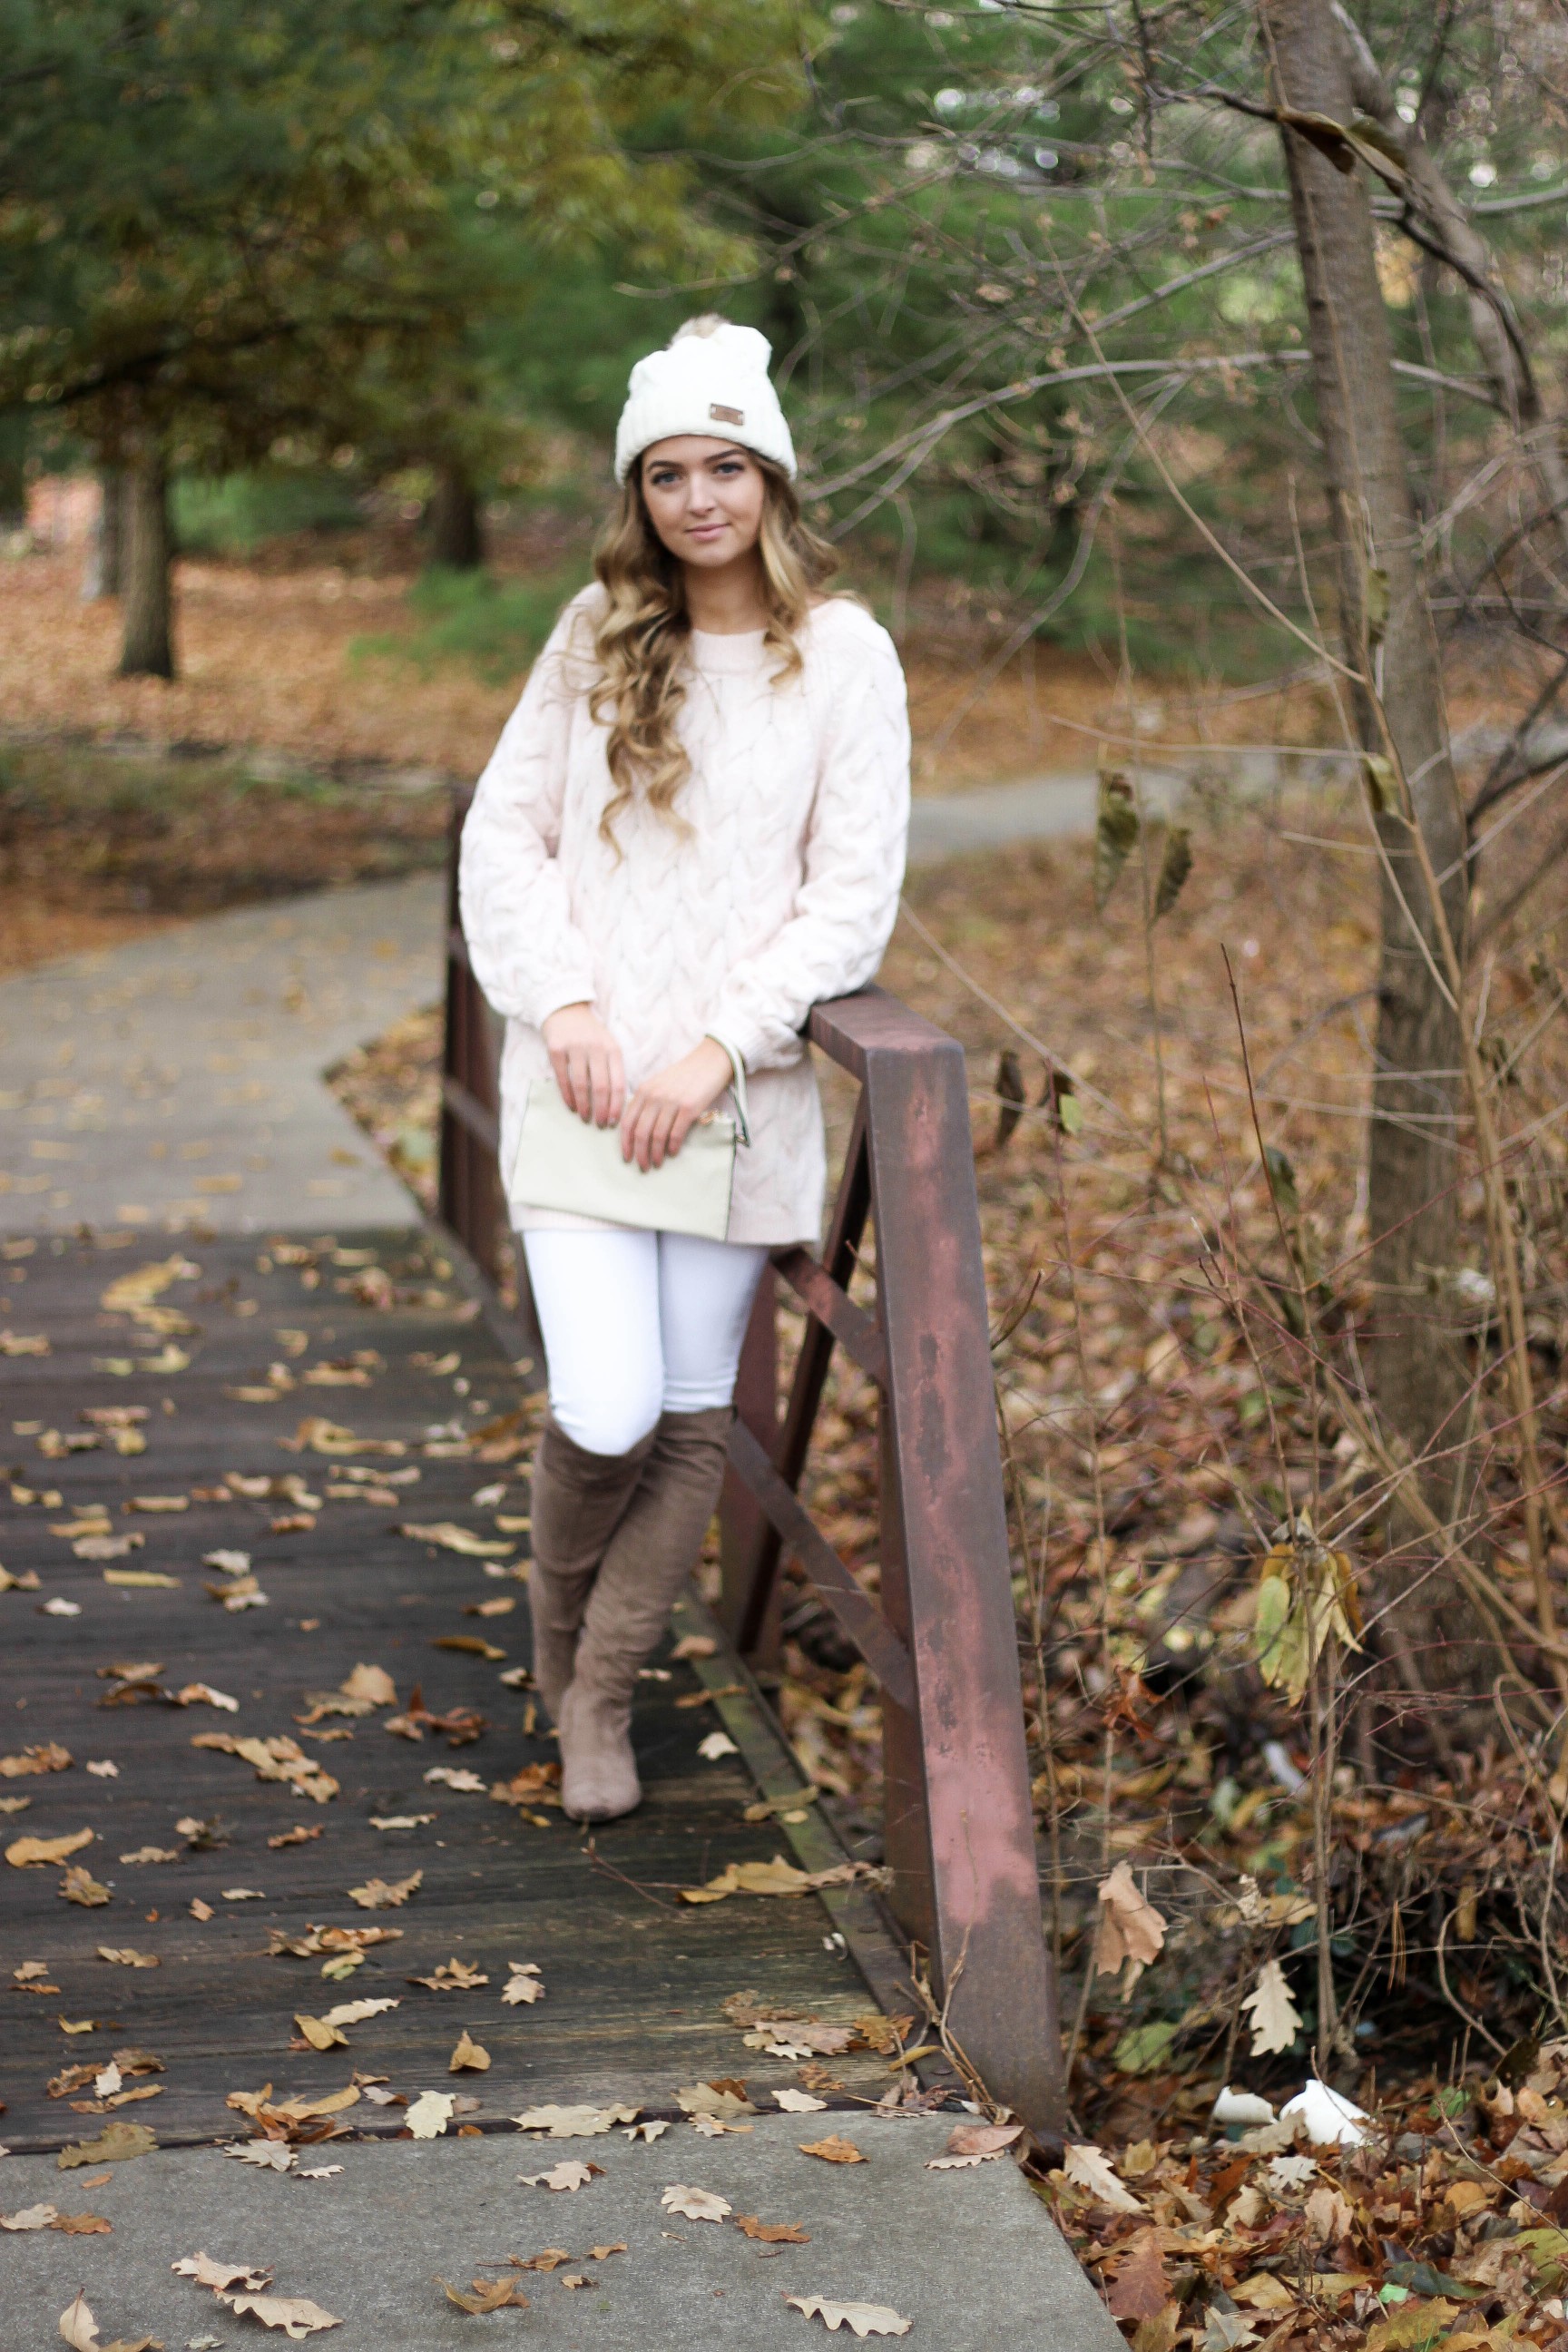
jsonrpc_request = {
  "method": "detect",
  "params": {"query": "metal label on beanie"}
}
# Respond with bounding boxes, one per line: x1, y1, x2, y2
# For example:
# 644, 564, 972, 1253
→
709, 402, 744, 426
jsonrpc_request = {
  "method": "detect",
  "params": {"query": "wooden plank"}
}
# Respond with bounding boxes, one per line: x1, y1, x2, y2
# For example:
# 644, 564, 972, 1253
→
0, 1230, 906, 2152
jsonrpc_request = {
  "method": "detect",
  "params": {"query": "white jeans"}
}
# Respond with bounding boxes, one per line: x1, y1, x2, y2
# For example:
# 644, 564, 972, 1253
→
523, 1229, 769, 1457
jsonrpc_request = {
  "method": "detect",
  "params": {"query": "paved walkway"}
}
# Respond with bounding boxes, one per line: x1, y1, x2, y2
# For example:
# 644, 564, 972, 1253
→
0, 876, 444, 1235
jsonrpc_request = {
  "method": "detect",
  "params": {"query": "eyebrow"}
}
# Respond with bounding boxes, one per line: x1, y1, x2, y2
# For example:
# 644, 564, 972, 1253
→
646, 446, 749, 473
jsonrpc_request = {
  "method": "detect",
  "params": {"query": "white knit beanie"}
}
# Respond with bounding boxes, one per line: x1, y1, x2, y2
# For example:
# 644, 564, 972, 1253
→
613, 316, 796, 485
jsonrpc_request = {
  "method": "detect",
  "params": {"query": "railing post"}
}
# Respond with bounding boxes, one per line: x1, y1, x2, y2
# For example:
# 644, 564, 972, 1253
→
817, 994, 1064, 2134
718, 1269, 779, 1664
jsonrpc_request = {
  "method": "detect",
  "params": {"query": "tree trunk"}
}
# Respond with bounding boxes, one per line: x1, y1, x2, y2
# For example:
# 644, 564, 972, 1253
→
1259, 0, 1475, 1652
426, 462, 484, 570
119, 449, 174, 679
83, 466, 122, 602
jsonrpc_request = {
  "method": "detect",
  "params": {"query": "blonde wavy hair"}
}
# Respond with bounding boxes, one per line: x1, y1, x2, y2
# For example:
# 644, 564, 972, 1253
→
587, 445, 838, 849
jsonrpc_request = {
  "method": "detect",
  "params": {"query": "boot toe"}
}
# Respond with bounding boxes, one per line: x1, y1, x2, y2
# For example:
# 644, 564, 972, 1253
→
558, 1683, 641, 1820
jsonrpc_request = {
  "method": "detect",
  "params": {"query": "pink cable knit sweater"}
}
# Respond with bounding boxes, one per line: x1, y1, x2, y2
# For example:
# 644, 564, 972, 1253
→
458, 586, 911, 1245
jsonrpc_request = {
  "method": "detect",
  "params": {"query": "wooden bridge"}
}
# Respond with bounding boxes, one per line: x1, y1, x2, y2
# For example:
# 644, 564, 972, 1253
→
2, 808, 1063, 2171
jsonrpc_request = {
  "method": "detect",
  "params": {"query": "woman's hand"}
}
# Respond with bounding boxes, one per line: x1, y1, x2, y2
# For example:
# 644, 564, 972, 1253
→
621, 1038, 735, 1171
541, 1003, 625, 1128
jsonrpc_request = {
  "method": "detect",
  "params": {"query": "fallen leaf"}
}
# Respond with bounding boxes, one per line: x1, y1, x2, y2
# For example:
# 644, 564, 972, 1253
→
223, 2141, 297, 2172
515, 2249, 573, 2271
623, 2119, 669, 2142
269, 1826, 323, 1849
681, 1856, 873, 1905
1062, 2143, 1142, 2212
399, 1522, 514, 1558
9, 1828, 93, 1867
340, 1663, 396, 1706
926, 2121, 1024, 2171
672, 1633, 718, 1660
294, 2015, 348, 2052
774, 2090, 828, 2113
58, 2290, 102, 2350
436, 2278, 529, 2314
406, 2091, 455, 2139
369, 1813, 434, 1830
1093, 1861, 1168, 1989
58, 2121, 158, 2168
175, 1683, 240, 1713
97, 1949, 160, 1967
423, 1767, 486, 1793
587, 2244, 627, 2260
502, 1963, 544, 2006
785, 2296, 910, 2337
326, 1997, 398, 2026
679, 2082, 754, 2122
103, 1571, 181, 1589
216, 2292, 342, 2338
74, 1535, 143, 1561
449, 2031, 490, 2073
514, 2102, 638, 2137
431, 1635, 505, 1661
518, 2161, 601, 2191
411, 1957, 488, 1991
347, 1871, 422, 1910
799, 2136, 866, 2165
1108, 2229, 1171, 2323
4, 2202, 62, 2229
62, 1867, 113, 1906
286, 1416, 405, 1459
661, 2184, 731, 2222
1241, 1960, 1303, 2059
172, 2253, 271, 2291
738, 2214, 810, 2242
191, 1899, 214, 1921
698, 1731, 739, 1760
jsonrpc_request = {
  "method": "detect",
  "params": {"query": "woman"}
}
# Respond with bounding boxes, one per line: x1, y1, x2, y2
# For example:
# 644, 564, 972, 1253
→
459, 316, 910, 1821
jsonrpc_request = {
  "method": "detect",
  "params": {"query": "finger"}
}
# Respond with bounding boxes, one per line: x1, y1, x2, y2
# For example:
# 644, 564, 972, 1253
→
647, 1102, 679, 1171
664, 1106, 695, 1161
605, 1044, 627, 1128
570, 1049, 595, 1122
550, 1049, 576, 1117
586, 1048, 610, 1129
619, 1093, 646, 1166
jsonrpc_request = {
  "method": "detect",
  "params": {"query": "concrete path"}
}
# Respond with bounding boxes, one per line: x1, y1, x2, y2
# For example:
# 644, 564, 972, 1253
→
906, 768, 1183, 865
0, 875, 444, 1236
1, 2119, 1120, 2350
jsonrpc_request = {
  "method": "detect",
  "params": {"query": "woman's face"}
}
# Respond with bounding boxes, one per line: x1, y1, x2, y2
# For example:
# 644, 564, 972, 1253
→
640, 437, 766, 572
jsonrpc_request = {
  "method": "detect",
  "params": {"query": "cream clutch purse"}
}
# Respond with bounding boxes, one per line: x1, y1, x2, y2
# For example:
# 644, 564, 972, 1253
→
505, 1080, 739, 1242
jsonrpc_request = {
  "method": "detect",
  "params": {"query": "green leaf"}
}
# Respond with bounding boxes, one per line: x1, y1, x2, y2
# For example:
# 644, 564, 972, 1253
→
1262, 1145, 1299, 1218
1361, 752, 1397, 813
1094, 771, 1140, 911
1153, 825, 1192, 919
1112, 2019, 1180, 2074
1366, 565, 1390, 648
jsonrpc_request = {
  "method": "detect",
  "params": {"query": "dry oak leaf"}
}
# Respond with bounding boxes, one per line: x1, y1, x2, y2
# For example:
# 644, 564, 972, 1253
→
927, 2121, 1024, 2169
682, 1855, 868, 1905
587, 2244, 628, 2260
57, 2121, 158, 2169
518, 2161, 601, 2191
449, 2031, 490, 2073
514, 2102, 638, 2138
411, 1957, 487, 1991
774, 2090, 828, 2114
502, 1963, 544, 2006
98, 1948, 159, 1967
1241, 1959, 1303, 2059
799, 2135, 867, 2165
1107, 2229, 1172, 2324
399, 1522, 514, 1558
405, 2091, 455, 2139
340, 1663, 396, 1707
1092, 1861, 1168, 1984
347, 1870, 422, 1910
661, 2185, 731, 2222
9, 1827, 93, 1867
678, 2082, 754, 2122
737, 2214, 811, 2243
172, 2252, 271, 2292
437, 2278, 529, 2314
515, 2249, 573, 2271
784, 2297, 910, 2337
1062, 2143, 1142, 2213
269, 1826, 323, 1850
62, 1867, 113, 1906
432, 1634, 505, 1661
216, 2291, 342, 2338
59, 2288, 162, 2352
423, 1767, 486, 1793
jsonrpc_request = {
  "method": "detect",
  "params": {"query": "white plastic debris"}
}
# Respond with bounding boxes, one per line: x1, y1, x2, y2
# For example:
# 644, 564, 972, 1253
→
1279, 2078, 1368, 2146
1211, 2086, 1277, 2127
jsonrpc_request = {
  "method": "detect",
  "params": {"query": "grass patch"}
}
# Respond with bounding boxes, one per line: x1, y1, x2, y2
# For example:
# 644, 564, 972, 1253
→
353, 564, 588, 685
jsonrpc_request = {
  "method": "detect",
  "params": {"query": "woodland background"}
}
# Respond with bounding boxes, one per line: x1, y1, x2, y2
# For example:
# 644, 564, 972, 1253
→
5, 3, 1568, 2343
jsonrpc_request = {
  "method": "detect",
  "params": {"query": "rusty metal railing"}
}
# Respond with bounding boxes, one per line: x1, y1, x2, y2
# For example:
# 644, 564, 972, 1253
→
437, 793, 1063, 2131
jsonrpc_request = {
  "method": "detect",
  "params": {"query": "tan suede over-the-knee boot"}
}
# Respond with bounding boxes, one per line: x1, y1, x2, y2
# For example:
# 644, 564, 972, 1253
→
528, 1416, 656, 1722
557, 1405, 732, 1821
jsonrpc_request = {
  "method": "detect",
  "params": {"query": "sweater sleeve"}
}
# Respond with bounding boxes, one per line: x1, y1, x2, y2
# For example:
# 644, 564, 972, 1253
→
457, 599, 599, 1027
706, 612, 911, 1072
